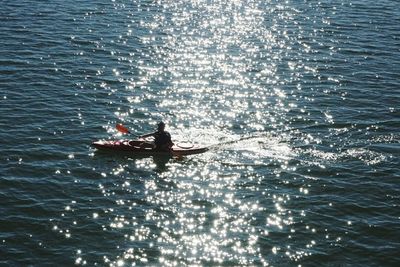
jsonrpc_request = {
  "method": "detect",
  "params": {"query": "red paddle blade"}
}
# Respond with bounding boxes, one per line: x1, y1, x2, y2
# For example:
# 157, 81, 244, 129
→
116, 123, 130, 134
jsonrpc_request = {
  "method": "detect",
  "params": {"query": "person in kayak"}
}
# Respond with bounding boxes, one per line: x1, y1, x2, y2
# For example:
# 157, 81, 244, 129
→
139, 121, 174, 151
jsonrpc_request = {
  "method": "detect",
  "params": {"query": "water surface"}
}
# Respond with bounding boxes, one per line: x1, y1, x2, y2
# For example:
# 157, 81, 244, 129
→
1, 0, 399, 266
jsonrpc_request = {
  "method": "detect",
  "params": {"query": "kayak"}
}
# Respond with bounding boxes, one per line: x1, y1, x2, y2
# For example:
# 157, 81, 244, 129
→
91, 140, 208, 156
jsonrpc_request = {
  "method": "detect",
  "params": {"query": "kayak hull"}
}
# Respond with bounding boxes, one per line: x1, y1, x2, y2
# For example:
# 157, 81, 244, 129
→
91, 140, 208, 156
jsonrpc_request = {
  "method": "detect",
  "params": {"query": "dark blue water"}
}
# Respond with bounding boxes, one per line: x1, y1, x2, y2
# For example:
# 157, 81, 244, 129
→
1, 0, 399, 266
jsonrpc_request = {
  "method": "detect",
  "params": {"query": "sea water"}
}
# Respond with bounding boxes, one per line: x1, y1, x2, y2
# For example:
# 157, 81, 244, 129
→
1, 0, 399, 266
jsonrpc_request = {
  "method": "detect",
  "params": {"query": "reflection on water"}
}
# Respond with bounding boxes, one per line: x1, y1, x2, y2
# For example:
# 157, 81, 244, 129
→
63, 0, 337, 265
1, 0, 398, 265
94, 151, 172, 173
43, 0, 399, 266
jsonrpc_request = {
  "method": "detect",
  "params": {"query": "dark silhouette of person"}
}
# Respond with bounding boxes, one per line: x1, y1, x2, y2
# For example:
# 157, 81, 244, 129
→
139, 121, 174, 151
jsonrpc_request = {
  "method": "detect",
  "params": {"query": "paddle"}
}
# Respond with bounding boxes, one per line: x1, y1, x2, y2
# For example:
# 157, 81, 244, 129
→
116, 123, 182, 158
116, 123, 131, 134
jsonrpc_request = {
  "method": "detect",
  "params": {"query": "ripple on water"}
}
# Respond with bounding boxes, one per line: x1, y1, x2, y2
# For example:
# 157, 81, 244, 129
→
1, 0, 400, 266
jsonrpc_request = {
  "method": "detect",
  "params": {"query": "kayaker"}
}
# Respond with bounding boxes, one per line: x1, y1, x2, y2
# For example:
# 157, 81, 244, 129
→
139, 121, 174, 151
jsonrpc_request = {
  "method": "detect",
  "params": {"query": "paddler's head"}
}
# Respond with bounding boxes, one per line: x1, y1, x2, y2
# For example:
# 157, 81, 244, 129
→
157, 121, 165, 131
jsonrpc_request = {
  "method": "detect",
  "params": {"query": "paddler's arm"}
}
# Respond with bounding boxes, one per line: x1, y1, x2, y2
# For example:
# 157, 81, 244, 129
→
139, 132, 156, 139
